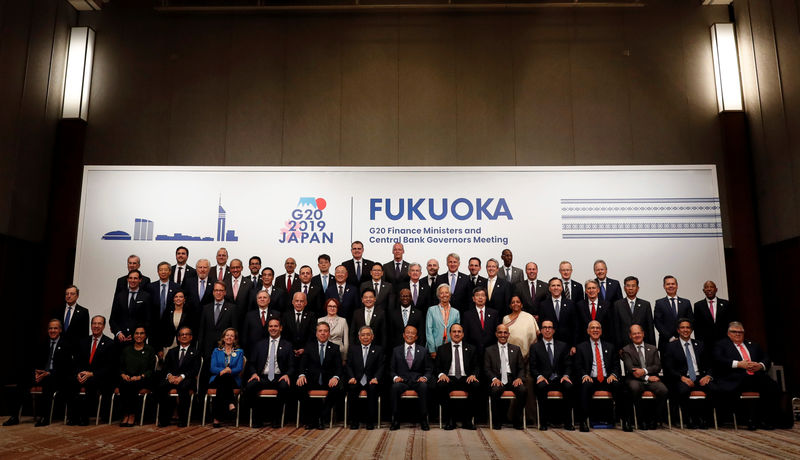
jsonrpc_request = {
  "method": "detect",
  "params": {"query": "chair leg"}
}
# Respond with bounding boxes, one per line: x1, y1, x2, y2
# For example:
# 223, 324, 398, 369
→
733, 411, 738, 431
49, 391, 57, 425
202, 395, 208, 427
140, 394, 148, 426
108, 394, 116, 425
96, 395, 103, 426
678, 406, 684, 429
536, 399, 540, 430
666, 400, 671, 429
377, 396, 381, 429
296, 400, 300, 428
488, 397, 492, 428
439, 404, 442, 429
713, 407, 719, 430
523, 408, 527, 431
281, 403, 285, 428
235, 394, 240, 428
344, 394, 348, 427
633, 403, 638, 430
187, 394, 194, 427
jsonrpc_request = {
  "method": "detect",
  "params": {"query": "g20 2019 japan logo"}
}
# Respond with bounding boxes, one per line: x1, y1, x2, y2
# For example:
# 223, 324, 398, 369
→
278, 197, 334, 244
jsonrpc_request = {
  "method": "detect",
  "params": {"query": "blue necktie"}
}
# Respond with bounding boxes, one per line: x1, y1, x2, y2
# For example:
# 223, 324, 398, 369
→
670, 298, 678, 318
199, 279, 206, 298
600, 281, 607, 299
319, 343, 326, 384
160, 284, 167, 314
685, 342, 697, 381
64, 307, 72, 331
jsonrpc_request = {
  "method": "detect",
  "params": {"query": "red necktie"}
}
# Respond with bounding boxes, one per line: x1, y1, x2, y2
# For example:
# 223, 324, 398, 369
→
480, 309, 484, 329
737, 343, 755, 375
709, 299, 715, 321
595, 342, 604, 382
218, 267, 224, 280
287, 275, 292, 292
591, 301, 596, 320
261, 310, 266, 327
89, 338, 98, 364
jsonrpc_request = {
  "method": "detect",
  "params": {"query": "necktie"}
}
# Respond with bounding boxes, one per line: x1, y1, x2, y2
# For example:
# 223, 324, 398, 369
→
670, 298, 677, 317
454, 344, 463, 379
472, 276, 477, 285
322, 275, 329, 292
506, 268, 511, 279
480, 309, 485, 329
48, 340, 56, 371
287, 275, 292, 291
709, 299, 715, 321
563, 280, 571, 300
319, 343, 326, 365
374, 282, 379, 295
261, 310, 266, 327
177, 266, 183, 284
430, 276, 435, 287
365, 308, 372, 325
500, 346, 509, 384
128, 291, 136, 311
200, 279, 206, 298
361, 346, 369, 385
338, 285, 344, 302
296, 312, 301, 326
488, 279, 494, 300
595, 342, 604, 382
218, 267, 224, 281
546, 342, 554, 366
685, 342, 696, 381
356, 261, 361, 280
179, 347, 186, 365
406, 346, 414, 369
450, 273, 456, 292
64, 307, 72, 331
638, 345, 647, 368
395, 263, 401, 278
402, 308, 408, 326
737, 343, 755, 375
161, 284, 167, 312
89, 337, 98, 364
530, 282, 536, 301
268, 339, 276, 380
630, 300, 635, 315
591, 301, 596, 320
600, 281, 607, 299
303, 284, 308, 295
554, 299, 561, 318
252, 275, 257, 285
233, 278, 239, 300
214, 303, 223, 323
412, 284, 418, 305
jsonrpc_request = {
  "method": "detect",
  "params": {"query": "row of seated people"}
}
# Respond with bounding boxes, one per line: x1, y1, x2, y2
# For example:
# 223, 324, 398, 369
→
3, 311, 780, 432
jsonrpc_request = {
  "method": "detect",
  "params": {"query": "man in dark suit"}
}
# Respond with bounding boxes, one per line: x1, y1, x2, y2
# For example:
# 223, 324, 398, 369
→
114, 255, 151, 298
574, 320, 621, 432
654, 275, 694, 351
662, 318, 714, 429
621, 324, 668, 431
693, 280, 733, 353
252, 267, 286, 314
110, 270, 153, 344
466, 257, 487, 292
56, 285, 90, 348
342, 240, 374, 287
274, 258, 299, 303
514, 262, 548, 316
461, 287, 498, 356
498, 249, 524, 284
485, 324, 526, 430
389, 325, 432, 431
420, 259, 441, 307
246, 256, 262, 286
157, 326, 200, 427
530, 320, 574, 431
147, 261, 181, 337
68, 315, 116, 426
296, 322, 343, 429
281, 292, 317, 358
197, 281, 238, 358
612, 276, 655, 349
325, 265, 358, 322
382, 242, 410, 290
244, 318, 295, 428
539, 278, 578, 350
184, 258, 213, 312
224, 259, 253, 328
575, 280, 614, 345
171, 246, 194, 287
593, 260, 623, 306
350, 289, 387, 351
484, 259, 512, 317
345, 325, 384, 429
436, 253, 471, 312
312, 254, 335, 296
435, 324, 479, 430
291, 265, 324, 317
241, 290, 281, 357
208, 247, 231, 285
711, 321, 780, 430
360, 264, 395, 310
405, 263, 432, 312
558, 260, 583, 304
388, 289, 426, 350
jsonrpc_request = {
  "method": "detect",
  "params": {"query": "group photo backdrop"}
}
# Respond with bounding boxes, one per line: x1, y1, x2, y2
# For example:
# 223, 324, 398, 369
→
75, 165, 727, 333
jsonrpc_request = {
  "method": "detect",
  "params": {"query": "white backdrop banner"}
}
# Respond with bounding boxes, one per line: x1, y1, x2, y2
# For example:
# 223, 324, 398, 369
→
75, 165, 727, 330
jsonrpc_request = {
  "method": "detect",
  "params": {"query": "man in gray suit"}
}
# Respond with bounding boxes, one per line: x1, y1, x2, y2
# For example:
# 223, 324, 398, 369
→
498, 249, 524, 284
621, 324, 668, 431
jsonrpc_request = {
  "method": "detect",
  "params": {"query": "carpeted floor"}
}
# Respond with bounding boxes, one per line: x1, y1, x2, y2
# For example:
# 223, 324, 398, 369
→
1, 421, 799, 459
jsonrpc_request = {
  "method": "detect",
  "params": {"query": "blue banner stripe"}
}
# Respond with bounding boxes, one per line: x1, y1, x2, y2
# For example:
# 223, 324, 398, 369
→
562, 233, 723, 239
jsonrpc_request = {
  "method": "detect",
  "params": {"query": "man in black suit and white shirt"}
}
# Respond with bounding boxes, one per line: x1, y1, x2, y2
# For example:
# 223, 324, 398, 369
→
485, 259, 512, 318
612, 276, 655, 349
662, 319, 714, 429
325, 265, 358, 322
405, 263, 432, 311
224, 259, 252, 326
421, 259, 440, 305
530, 320, 574, 431
246, 256, 262, 286
345, 326, 384, 429
485, 324, 526, 430
436, 253, 471, 312
253, 267, 286, 314
290, 265, 324, 317
350, 289, 387, 351
241, 290, 281, 356
185, 258, 213, 312
69, 315, 116, 426
114, 255, 151, 298
539, 278, 578, 351
382, 242, 410, 290
575, 280, 613, 345
389, 325, 432, 431
514, 262, 548, 316
693, 280, 733, 352
574, 320, 621, 432
466, 257, 487, 291
197, 281, 237, 358
388, 289, 426, 350
274, 258, 299, 307
296, 322, 343, 430
498, 249, 524, 284
147, 261, 181, 336
110, 270, 153, 344
435, 323, 479, 430
312, 254, 334, 295
281, 292, 317, 358
558, 260, 583, 304
461, 287, 498, 356
56, 285, 90, 348
208, 247, 230, 285
245, 318, 295, 428
157, 326, 200, 427
343, 241, 374, 287
654, 275, 694, 351
171, 246, 194, 287
360, 264, 394, 310
593, 260, 623, 306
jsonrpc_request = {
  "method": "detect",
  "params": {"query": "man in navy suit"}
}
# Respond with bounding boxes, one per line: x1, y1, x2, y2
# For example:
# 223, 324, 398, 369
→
539, 278, 578, 351
147, 261, 181, 338
436, 253, 471, 312
611, 276, 655, 349
69, 315, 116, 426
435, 324, 479, 430
345, 325, 384, 429
558, 261, 583, 304
530, 320, 574, 431
389, 325, 432, 431
252, 267, 286, 314
350, 289, 387, 350
342, 241, 374, 286
114, 255, 151, 298
466, 257, 487, 292
575, 280, 613, 345
157, 327, 200, 427
382, 242, 410, 290
296, 322, 343, 429
593, 260, 623, 306
241, 290, 281, 357
246, 256, 262, 287
461, 287, 498, 356
711, 321, 780, 430
388, 289, 426, 350
325, 265, 358, 322
311, 254, 335, 296
514, 262, 548, 316
405, 263, 432, 312
184, 259, 213, 312
654, 275, 694, 351
56, 285, 90, 348
171, 246, 194, 287
110, 270, 153, 344
360, 263, 395, 310
484, 259, 512, 317
197, 281, 238, 358
245, 318, 295, 428
662, 319, 714, 429
574, 320, 621, 432
291, 265, 325, 317
281, 292, 317, 358
693, 280, 733, 353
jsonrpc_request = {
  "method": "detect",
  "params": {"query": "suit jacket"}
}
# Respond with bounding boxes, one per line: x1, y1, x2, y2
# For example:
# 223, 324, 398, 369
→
712, 338, 769, 392
171, 264, 195, 287
595, 278, 623, 306
158, 305, 198, 350
693, 297, 733, 348
621, 342, 661, 380
654, 296, 694, 349
290, 282, 325, 317
350, 306, 387, 351
208, 265, 231, 285
359, 280, 395, 310
391, 343, 432, 382
612, 297, 655, 349
274, 272, 299, 297
514, 279, 548, 316
662, 338, 711, 384
325, 283, 359, 321
574, 298, 614, 344
461, 306, 499, 354
115, 274, 151, 298
241, 308, 281, 357
404, 280, 433, 312
382, 260, 410, 289
420, 275, 440, 308
55, 303, 90, 347
435, 341, 479, 377
311, 273, 335, 294
147, 280, 181, 332
498, 265, 524, 284
281, 309, 317, 350
342, 258, 375, 287
299, 341, 343, 384
436, 272, 471, 312
197, 300, 238, 357
183, 276, 214, 312
467, 275, 488, 292
345, 343, 385, 383
485, 277, 512, 317
224, 276, 253, 327
251, 284, 287, 314
574, 340, 620, 380
538, 296, 578, 347
387, 305, 426, 350
162, 345, 201, 387
530, 339, 571, 381
34, 337, 74, 385
425, 305, 461, 353
110, 289, 153, 339
561, 279, 584, 304
75, 334, 116, 388
484, 343, 525, 383
246, 336, 295, 379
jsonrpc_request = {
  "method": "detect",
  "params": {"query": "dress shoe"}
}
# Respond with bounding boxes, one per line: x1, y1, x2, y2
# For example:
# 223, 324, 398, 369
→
66, 419, 78, 426
271, 420, 283, 428
539, 423, 548, 431
3, 416, 20, 426
35, 418, 50, 427
177, 422, 187, 428
647, 421, 658, 430
420, 422, 430, 431
579, 422, 590, 432
390, 421, 400, 430
157, 421, 169, 428
251, 421, 264, 429
696, 420, 708, 430
78, 419, 89, 426
350, 423, 359, 430
462, 422, 476, 430
563, 424, 575, 431
622, 421, 632, 432
305, 423, 317, 430
513, 423, 524, 430
443, 423, 456, 430
759, 421, 774, 430
317, 418, 326, 430
492, 423, 502, 430
213, 422, 222, 428
366, 423, 375, 430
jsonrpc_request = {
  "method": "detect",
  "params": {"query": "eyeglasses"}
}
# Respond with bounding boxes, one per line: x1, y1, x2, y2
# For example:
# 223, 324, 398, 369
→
178, 333, 192, 336
541, 326, 554, 330
729, 330, 744, 334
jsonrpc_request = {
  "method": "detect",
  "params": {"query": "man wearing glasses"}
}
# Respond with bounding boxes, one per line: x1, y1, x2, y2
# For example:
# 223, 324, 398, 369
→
529, 320, 574, 431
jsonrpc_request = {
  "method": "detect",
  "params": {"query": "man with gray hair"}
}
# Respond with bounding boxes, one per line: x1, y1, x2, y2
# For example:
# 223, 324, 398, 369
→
436, 253, 470, 312
345, 325, 383, 429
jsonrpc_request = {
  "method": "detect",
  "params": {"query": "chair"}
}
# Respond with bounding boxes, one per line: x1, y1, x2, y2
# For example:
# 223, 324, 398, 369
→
29, 386, 58, 425
488, 391, 526, 430
733, 392, 760, 431
63, 387, 103, 425
108, 355, 158, 426
632, 390, 671, 429
202, 388, 242, 427
248, 389, 286, 428
297, 390, 335, 428
677, 390, 718, 430
392, 390, 428, 427
343, 389, 381, 428
438, 390, 471, 429
155, 356, 203, 427
535, 390, 573, 429
588, 390, 615, 427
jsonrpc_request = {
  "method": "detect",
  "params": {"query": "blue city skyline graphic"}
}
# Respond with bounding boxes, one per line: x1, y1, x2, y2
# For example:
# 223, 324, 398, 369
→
102, 196, 239, 242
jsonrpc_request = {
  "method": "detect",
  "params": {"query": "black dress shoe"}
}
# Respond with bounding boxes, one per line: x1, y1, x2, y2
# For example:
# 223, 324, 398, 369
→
78, 419, 89, 426
177, 422, 187, 428
350, 423, 359, 430
213, 422, 222, 428
35, 418, 50, 427
462, 422, 476, 430
66, 419, 78, 426
579, 422, 590, 432
3, 416, 19, 426
305, 423, 317, 430
317, 419, 326, 430
443, 423, 456, 430
366, 423, 375, 430
564, 424, 575, 431
390, 421, 400, 430
513, 423, 524, 430
492, 423, 502, 430
157, 421, 169, 428
759, 421, 774, 430
251, 421, 264, 429
647, 421, 658, 430
420, 422, 430, 431
539, 423, 548, 431
622, 421, 633, 432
